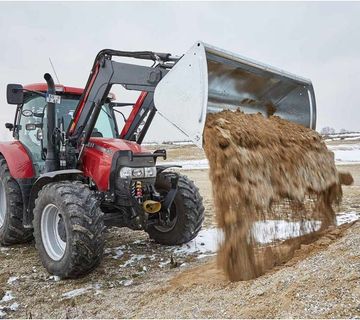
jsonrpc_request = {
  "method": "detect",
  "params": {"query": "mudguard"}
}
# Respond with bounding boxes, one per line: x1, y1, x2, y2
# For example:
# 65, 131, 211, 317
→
25, 169, 84, 227
156, 165, 182, 174
0, 141, 35, 178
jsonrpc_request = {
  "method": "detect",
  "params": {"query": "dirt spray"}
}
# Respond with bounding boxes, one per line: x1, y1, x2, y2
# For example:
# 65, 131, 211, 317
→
203, 110, 352, 281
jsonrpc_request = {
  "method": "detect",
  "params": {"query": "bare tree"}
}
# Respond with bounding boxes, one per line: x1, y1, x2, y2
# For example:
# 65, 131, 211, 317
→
320, 127, 335, 135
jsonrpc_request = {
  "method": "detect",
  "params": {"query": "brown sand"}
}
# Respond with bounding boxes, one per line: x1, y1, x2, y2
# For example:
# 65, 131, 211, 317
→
203, 110, 350, 281
169, 220, 355, 289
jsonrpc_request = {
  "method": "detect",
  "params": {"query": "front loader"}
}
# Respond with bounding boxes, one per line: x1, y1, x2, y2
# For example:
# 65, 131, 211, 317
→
0, 41, 316, 277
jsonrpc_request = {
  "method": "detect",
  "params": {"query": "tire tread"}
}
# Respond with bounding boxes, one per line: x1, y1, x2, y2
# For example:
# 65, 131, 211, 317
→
147, 172, 204, 245
33, 181, 104, 278
0, 156, 33, 245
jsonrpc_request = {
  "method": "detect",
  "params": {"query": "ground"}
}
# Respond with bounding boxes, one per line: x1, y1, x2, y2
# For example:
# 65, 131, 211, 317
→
0, 142, 359, 318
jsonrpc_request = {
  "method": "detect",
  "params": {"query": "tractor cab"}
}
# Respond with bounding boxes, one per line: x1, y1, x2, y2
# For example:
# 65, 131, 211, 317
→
11, 84, 119, 175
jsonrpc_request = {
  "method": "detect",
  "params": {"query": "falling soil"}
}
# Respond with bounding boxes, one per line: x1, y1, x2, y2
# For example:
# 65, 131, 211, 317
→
203, 110, 352, 281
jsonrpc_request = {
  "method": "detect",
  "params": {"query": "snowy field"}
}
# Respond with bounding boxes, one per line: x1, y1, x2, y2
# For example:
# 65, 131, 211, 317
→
102, 212, 360, 271
327, 143, 360, 164
161, 142, 360, 170
162, 211, 360, 258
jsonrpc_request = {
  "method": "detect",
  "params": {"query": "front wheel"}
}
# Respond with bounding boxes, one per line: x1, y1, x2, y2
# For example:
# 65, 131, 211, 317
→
0, 156, 33, 245
146, 172, 205, 245
33, 181, 105, 278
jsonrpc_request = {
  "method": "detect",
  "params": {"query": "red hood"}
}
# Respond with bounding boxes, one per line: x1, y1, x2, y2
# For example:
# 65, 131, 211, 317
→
82, 138, 151, 191
88, 137, 149, 154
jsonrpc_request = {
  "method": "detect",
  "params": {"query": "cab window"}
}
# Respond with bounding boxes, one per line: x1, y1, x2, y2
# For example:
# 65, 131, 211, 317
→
17, 93, 118, 161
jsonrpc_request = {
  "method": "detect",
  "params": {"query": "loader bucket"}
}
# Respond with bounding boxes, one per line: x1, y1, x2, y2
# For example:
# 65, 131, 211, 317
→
154, 41, 316, 148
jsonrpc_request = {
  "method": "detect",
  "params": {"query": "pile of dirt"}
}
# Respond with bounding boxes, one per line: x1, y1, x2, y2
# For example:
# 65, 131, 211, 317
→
169, 220, 355, 289
203, 110, 351, 281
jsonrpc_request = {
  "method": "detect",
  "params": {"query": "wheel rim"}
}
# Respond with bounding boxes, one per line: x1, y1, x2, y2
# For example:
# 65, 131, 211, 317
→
0, 180, 6, 228
41, 204, 66, 261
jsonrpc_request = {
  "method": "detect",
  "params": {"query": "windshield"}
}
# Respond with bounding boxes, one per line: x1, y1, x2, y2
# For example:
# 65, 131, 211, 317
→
18, 93, 117, 166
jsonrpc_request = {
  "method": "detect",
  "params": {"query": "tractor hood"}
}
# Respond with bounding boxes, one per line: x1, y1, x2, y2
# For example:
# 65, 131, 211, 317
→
83, 138, 152, 191
88, 138, 149, 154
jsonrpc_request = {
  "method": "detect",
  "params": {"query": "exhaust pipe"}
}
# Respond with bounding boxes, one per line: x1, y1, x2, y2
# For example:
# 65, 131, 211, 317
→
43, 73, 59, 173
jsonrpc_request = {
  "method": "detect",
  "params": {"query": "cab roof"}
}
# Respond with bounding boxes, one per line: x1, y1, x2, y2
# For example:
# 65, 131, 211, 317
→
24, 83, 83, 95
23, 83, 116, 100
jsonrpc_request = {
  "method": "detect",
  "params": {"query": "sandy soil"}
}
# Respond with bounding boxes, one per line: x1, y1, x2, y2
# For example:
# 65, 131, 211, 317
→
0, 144, 358, 318
134, 221, 360, 319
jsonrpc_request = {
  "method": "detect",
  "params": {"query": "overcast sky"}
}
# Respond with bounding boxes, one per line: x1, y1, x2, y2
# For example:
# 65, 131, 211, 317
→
0, 1, 359, 142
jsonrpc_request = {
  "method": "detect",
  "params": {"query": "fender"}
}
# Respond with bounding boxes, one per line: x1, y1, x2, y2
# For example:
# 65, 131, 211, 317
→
0, 141, 35, 178
156, 165, 182, 174
24, 169, 84, 228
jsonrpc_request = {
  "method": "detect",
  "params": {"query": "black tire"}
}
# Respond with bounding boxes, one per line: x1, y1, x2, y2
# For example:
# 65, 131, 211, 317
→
0, 156, 33, 245
33, 181, 105, 278
147, 172, 204, 245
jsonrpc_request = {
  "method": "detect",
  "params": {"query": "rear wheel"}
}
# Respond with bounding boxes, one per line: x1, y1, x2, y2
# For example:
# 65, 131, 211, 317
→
0, 156, 33, 245
147, 172, 204, 245
33, 181, 105, 278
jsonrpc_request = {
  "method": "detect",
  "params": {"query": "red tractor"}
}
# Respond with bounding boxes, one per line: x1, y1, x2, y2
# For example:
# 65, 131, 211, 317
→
0, 42, 316, 278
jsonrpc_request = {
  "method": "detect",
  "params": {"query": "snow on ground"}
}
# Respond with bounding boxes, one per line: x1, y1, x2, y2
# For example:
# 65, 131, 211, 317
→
252, 213, 359, 244
120, 254, 147, 268
173, 228, 220, 255
340, 136, 360, 141
119, 279, 134, 287
62, 287, 91, 299
161, 143, 360, 170
0, 291, 17, 319
1, 292, 14, 303
9, 302, 19, 311
167, 212, 359, 256
47, 275, 61, 282
143, 141, 193, 146
336, 211, 360, 225
0, 291, 20, 319
252, 220, 322, 244
107, 211, 359, 267
327, 143, 360, 164
62, 284, 102, 299
112, 247, 125, 260
7, 277, 18, 285
161, 159, 209, 170
325, 133, 360, 140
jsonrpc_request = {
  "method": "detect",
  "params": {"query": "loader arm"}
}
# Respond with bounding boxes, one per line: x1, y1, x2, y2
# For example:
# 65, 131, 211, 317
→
67, 49, 176, 151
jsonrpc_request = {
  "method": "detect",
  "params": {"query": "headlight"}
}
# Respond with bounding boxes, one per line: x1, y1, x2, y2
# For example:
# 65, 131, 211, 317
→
132, 168, 144, 178
119, 167, 132, 179
144, 167, 156, 177
119, 167, 156, 179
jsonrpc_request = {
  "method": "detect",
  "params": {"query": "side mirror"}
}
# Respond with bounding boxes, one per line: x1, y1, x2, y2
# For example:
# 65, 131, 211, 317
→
5, 123, 13, 131
7, 84, 24, 105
